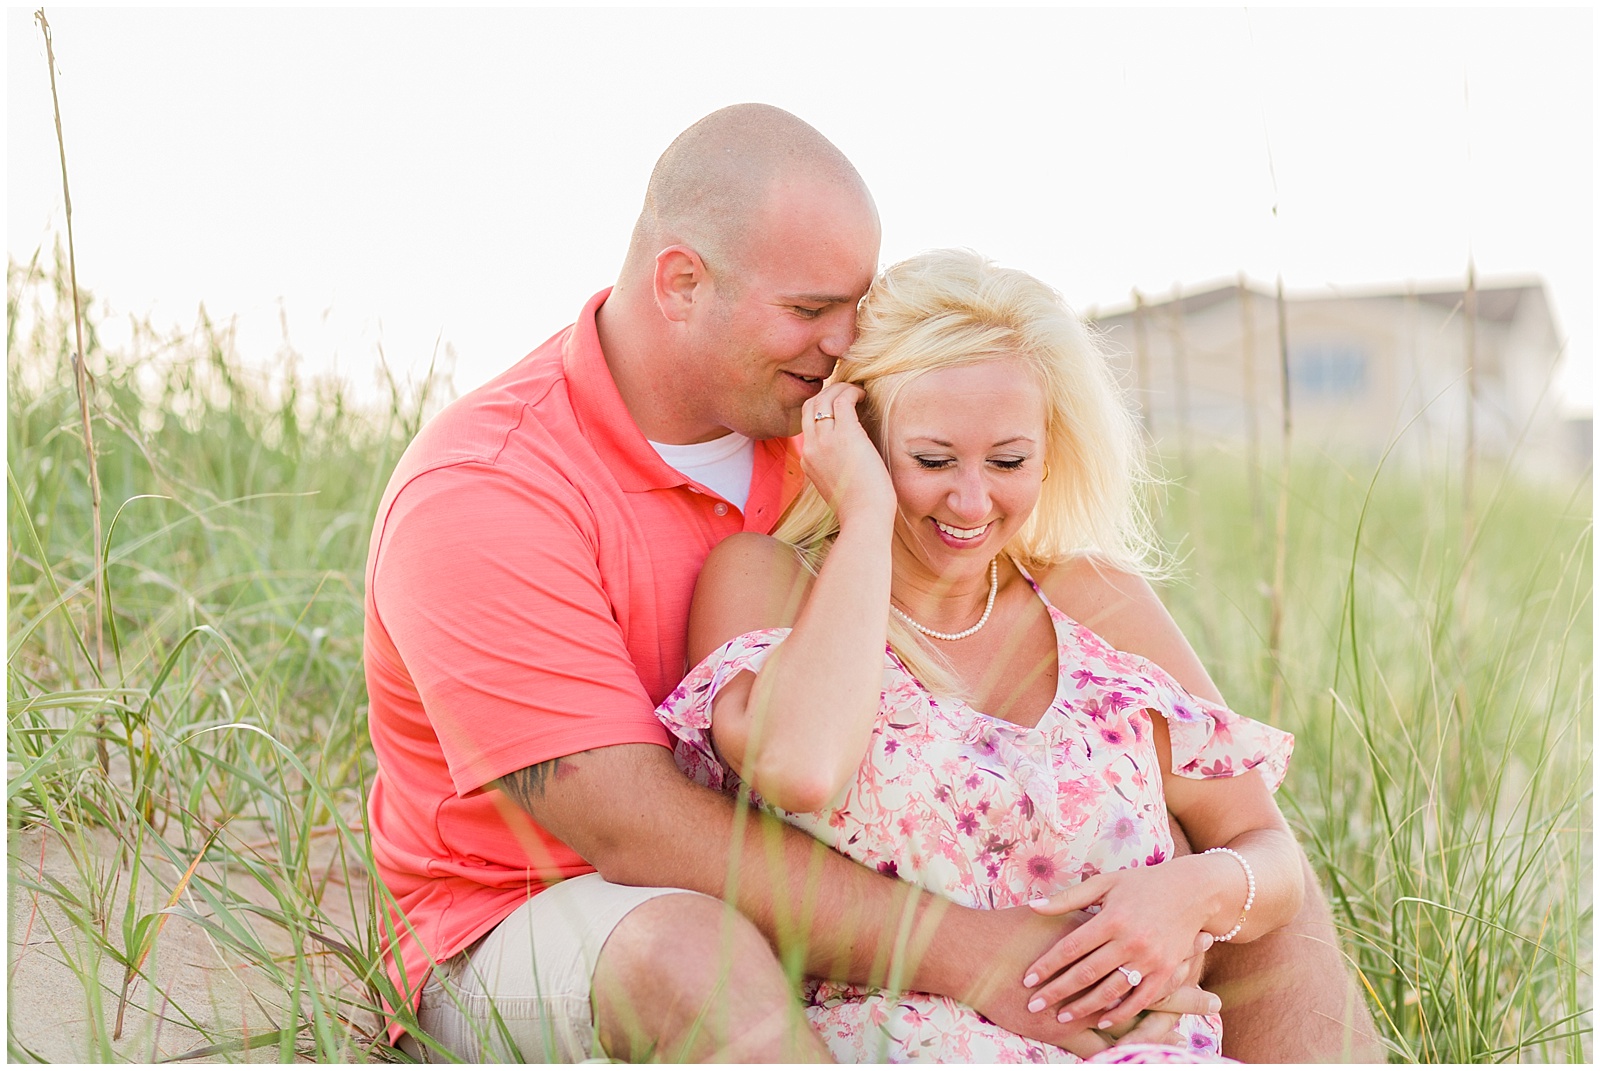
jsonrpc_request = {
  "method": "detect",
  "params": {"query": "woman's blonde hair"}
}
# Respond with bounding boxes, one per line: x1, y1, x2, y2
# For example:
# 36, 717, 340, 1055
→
773, 248, 1162, 696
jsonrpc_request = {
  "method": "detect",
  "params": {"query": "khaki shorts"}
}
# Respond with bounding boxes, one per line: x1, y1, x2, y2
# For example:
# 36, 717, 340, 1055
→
400, 874, 704, 1062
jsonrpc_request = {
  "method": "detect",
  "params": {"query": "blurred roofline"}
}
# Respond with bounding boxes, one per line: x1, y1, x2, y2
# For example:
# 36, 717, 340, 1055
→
1084, 272, 1553, 323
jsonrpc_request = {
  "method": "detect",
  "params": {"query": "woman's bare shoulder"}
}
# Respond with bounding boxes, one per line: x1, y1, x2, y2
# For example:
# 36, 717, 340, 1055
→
700, 532, 809, 590
1035, 556, 1162, 640
688, 534, 815, 660
1034, 555, 1224, 703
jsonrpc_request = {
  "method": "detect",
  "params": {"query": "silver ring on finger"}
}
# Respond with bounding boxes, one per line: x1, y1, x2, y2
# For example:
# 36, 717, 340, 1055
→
813, 410, 836, 422
1117, 966, 1142, 988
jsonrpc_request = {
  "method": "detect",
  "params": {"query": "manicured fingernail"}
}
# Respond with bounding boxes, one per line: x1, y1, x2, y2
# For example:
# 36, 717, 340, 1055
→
1208, 997, 1222, 1014
1023, 972, 1038, 988
1027, 997, 1046, 1013
1199, 933, 1214, 950
1028, 897, 1050, 908
1098, 1019, 1114, 1030
1107, 998, 1122, 1009
1057, 1011, 1073, 1023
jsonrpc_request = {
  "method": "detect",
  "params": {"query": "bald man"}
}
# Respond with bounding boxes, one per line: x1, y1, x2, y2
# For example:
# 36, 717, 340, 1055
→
364, 104, 1378, 1063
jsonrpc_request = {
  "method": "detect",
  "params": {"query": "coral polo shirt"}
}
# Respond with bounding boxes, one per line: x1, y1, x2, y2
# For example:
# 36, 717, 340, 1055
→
363, 288, 804, 1028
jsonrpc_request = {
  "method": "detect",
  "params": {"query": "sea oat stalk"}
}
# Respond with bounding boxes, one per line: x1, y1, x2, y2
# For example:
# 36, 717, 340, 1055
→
35, 9, 107, 770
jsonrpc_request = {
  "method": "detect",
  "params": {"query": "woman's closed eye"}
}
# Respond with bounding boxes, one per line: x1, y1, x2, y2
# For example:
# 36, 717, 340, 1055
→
911, 455, 1031, 471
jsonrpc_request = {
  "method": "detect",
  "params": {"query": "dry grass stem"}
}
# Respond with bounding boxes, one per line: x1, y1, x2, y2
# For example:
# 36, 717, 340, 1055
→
1268, 271, 1293, 723
34, 9, 107, 773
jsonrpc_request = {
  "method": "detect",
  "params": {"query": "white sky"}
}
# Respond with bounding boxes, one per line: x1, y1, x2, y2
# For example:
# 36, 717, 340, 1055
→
7, 6, 1594, 412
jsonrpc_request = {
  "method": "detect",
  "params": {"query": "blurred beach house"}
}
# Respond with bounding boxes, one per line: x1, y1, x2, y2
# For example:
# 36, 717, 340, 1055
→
1086, 276, 1590, 477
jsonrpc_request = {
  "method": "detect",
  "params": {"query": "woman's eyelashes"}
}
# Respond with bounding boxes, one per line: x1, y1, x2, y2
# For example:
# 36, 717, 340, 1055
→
910, 455, 1031, 471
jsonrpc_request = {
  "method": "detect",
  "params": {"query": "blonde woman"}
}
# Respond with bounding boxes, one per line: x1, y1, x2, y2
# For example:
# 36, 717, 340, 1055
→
656, 249, 1301, 1062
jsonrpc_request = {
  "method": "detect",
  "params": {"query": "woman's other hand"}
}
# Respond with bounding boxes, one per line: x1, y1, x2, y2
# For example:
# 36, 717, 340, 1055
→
801, 383, 894, 527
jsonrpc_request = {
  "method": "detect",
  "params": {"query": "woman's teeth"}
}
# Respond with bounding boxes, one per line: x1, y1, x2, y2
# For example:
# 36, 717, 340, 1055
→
935, 520, 989, 540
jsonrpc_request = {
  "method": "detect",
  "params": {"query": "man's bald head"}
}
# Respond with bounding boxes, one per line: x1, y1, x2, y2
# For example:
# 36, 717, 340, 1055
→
598, 105, 879, 444
624, 103, 874, 283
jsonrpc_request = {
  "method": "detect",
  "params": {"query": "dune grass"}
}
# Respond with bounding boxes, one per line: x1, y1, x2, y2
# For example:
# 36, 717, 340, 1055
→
1158, 445, 1591, 1062
7, 251, 448, 1061
7, 256, 1592, 1062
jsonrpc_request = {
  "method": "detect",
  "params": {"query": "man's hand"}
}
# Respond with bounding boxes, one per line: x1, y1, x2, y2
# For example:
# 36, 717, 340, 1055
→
931, 908, 1125, 1057
1100, 986, 1223, 1047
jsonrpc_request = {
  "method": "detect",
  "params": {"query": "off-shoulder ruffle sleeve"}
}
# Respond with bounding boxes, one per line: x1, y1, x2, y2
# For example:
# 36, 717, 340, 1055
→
1158, 685, 1293, 791
654, 627, 791, 795
1088, 637, 1294, 792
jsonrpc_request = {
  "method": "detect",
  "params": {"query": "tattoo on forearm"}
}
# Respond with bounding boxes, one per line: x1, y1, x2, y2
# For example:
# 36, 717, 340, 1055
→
500, 758, 563, 809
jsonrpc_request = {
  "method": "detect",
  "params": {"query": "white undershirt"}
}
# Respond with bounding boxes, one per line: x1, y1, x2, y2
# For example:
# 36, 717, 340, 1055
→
648, 431, 756, 512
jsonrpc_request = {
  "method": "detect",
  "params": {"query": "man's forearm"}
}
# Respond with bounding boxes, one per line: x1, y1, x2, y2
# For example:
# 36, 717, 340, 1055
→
497, 744, 1109, 1052
501, 747, 947, 986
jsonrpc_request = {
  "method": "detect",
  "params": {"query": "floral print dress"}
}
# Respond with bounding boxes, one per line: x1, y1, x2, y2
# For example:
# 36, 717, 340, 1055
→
655, 565, 1293, 1064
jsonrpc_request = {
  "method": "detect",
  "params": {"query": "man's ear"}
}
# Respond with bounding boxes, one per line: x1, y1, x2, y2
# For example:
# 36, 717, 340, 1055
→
654, 245, 707, 323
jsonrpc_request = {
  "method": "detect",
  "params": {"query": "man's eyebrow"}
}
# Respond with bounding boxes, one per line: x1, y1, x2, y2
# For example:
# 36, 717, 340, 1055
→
779, 292, 858, 305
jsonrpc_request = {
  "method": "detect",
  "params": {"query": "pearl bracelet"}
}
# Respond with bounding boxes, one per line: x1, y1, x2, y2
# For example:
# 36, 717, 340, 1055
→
1203, 846, 1256, 943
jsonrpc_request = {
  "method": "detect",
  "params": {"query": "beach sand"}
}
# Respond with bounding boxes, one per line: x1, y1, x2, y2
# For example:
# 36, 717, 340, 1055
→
8, 823, 380, 1062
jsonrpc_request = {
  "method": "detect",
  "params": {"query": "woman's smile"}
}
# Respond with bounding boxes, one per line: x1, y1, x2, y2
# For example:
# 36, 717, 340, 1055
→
933, 519, 992, 543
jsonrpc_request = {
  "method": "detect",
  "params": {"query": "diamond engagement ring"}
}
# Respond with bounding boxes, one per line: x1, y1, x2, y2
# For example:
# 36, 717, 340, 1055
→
813, 411, 836, 422
1117, 966, 1142, 988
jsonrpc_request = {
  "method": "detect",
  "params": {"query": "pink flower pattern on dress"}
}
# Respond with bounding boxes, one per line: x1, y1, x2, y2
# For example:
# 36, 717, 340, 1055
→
656, 569, 1292, 1064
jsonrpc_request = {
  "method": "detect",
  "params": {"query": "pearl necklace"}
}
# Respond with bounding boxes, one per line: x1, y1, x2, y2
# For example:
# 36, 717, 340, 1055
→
890, 558, 999, 641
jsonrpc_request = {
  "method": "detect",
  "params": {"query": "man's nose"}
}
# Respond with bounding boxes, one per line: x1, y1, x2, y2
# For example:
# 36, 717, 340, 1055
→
819, 308, 857, 358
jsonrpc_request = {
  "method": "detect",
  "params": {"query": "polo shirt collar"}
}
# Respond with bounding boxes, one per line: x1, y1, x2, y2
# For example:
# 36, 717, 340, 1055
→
564, 288, 690, 493
744, 437, 806, 534
563, 289, 804, 519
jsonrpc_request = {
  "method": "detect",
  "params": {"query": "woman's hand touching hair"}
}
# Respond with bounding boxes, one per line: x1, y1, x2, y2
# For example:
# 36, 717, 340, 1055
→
798, 381, 896, 530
